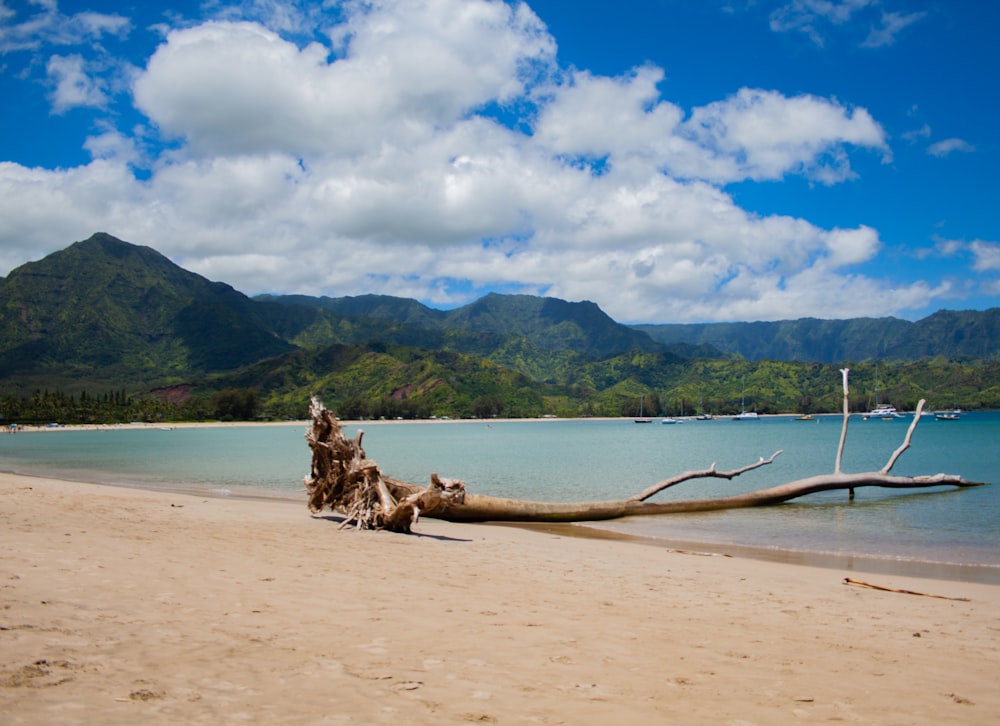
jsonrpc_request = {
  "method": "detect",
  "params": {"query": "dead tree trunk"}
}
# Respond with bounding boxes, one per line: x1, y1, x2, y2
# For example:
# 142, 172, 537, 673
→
304, 371, 984, 533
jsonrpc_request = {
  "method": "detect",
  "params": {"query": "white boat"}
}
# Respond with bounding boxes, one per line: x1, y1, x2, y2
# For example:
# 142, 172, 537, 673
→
863, 364, 899, 419
662, 399, 686, 423
865, 403, 899, 419
733, 377, 759, 420
935, 410, 961, 421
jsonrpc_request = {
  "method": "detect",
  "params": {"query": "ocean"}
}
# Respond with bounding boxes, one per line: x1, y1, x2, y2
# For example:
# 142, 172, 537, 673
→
3, 412, 998, 582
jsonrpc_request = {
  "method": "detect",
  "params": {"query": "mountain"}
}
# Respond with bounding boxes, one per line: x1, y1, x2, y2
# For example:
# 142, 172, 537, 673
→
0, 233, 297, 384
1, 233, 999, 423
0, 233, 663, 400
260, 291, 662, 358
635, 311, 1000, 363
259, 293, 447, 330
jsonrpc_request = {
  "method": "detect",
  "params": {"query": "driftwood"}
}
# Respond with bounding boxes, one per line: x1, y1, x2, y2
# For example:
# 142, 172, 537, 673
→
844, 578, 971, 601
304, 370, 984, 533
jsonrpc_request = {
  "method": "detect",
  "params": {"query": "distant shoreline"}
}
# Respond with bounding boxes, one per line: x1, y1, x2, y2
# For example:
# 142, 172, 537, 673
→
9, 409, 979, 433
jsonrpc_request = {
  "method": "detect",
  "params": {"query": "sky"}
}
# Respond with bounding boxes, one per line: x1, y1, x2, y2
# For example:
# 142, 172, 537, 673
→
0, 0, 997, 324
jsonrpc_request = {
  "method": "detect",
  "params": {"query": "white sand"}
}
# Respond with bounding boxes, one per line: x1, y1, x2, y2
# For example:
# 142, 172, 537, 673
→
2, 472, 998, 724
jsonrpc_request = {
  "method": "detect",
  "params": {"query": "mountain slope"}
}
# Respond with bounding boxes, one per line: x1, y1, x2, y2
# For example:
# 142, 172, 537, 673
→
2, 234, 998, 422
635, 311, 1000, 363
0, 233, 296, 383
263, 291, 664, 359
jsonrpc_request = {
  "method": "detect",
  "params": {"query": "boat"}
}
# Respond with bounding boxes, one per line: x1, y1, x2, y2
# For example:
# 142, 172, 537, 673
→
862, 364, 899, 419
733, 377, 759, 420
794, 414, 815, 421
864, 403, 900, 420
935, 392, 962, 420
662, 399, 686, 424
634, 395, 652, 423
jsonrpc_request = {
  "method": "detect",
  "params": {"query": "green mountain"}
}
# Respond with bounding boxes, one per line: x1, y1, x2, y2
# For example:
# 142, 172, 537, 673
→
635, 311, 1000, 363
258, 291, 669, 385
1, 233, 998, 423
260, 291, 662, 357
0, 233, 298, 386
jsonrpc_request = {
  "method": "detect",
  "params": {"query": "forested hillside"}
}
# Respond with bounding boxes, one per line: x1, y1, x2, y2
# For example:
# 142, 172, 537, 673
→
635, 310, 1000, 363
1, 233, 998, 424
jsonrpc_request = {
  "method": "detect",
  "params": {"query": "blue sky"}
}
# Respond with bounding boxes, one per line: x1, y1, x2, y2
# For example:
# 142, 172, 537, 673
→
0, 0, 997, 323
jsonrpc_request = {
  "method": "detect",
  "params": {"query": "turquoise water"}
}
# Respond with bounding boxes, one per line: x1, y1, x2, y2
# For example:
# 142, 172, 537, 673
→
2, 413, 998, 577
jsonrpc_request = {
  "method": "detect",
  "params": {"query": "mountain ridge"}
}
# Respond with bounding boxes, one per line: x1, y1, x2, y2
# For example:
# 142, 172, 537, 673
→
1, 233, 998, 421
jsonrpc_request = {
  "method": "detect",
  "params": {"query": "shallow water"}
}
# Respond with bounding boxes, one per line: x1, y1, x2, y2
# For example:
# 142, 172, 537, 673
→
2, 412, 998, 579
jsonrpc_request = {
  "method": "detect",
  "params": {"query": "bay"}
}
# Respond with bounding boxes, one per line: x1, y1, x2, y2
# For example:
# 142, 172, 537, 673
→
2, 412, 998, 580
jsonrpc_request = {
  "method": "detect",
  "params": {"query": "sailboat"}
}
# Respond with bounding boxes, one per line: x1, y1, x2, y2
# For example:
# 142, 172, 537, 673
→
661, 399, 682, 424
733, 377, 759, 420
935, 392, 962, 420
863, 364, 899, 419
634, 395, 652, 423
695, 394, 713, 420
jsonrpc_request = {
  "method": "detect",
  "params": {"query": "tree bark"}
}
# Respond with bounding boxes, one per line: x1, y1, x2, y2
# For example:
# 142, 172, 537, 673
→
304, 371, 985, 533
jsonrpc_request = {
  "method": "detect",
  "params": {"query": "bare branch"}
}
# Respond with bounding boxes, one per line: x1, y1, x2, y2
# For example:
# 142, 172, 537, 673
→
627, 451, 782, 502
881, 399, 926, 474
835, 368, 850, 474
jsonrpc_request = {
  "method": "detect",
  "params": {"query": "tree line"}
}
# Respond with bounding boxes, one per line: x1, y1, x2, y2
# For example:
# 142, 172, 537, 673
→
0, 388, 260, 426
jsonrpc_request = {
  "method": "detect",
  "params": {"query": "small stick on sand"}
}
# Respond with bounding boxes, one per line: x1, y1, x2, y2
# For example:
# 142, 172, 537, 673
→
844, 577, 971, 602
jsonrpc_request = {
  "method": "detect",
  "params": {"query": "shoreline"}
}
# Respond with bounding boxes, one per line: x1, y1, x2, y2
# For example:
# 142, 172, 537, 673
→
520, 522, 1000, 585
6, 407, 975, 433
4, 466, 998, 585
2, 470, 998, 723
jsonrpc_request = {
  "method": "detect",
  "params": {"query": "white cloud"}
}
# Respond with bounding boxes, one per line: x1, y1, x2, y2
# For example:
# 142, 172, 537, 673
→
133, 0, 555, 157
0, 1, 129, 53
770, 1, 924, 48
927, 138, 975, 157
47, 53, 107, 111
532, 66, 684, 163
861, 11, 928, 48
770, 0, 873, 45
902, 123, 931, 143
0, 159, 140, 271
680, 88, 888, 183
0, 0, 963, 324
970, 240, 1000, 272
533, 76, 888, 185
823, 226, 880, 267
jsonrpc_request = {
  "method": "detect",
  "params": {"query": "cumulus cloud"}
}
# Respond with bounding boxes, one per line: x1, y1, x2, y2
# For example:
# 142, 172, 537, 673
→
680, 88, 888, 183
0, 0, 959, 323
134, 1, 555, 157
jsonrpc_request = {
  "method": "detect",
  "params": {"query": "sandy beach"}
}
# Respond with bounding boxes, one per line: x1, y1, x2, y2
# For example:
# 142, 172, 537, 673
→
2, 472, 998, 724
